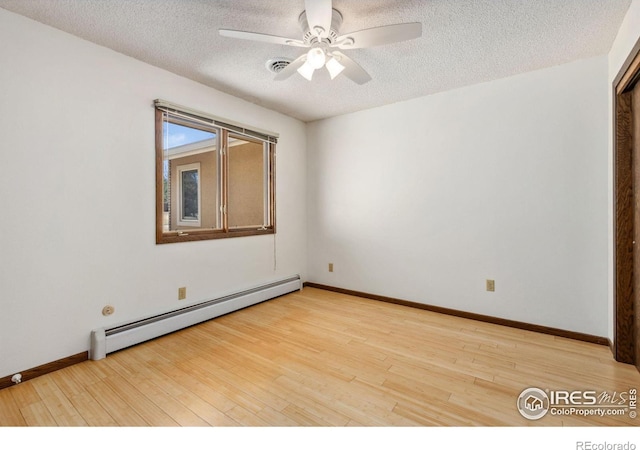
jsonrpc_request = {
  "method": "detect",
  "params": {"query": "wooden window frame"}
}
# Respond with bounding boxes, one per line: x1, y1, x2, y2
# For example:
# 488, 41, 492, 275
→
155, 107, 276, 244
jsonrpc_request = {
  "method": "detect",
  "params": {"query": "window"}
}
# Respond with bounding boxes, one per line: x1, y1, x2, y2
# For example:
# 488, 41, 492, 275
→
155, 100, 276, 244
177, 163, 201, 227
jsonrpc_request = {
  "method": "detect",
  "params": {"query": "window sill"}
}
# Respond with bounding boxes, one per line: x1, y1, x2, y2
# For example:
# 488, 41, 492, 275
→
156, 227, 275, 244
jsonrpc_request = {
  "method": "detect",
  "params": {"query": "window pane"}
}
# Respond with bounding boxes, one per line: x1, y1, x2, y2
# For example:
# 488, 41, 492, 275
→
227, 135, 267, 228
162, 115, 220, 231
181, 169, 199, 221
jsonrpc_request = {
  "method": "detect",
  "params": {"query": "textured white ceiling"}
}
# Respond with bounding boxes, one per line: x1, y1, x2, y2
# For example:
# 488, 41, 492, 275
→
0, 0, 631, 122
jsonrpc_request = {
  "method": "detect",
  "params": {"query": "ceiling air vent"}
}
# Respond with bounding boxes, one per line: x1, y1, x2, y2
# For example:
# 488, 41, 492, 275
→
266, 58, 292, 74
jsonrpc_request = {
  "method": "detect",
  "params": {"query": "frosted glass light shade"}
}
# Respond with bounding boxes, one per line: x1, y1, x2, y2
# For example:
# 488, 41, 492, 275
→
297, 61, 315, 81
307, 47, 326, 69
326, 57, 345, 79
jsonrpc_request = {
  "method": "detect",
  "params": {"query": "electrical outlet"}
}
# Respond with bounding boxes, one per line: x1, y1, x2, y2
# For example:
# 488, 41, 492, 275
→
486, 279, 495, 292
178, 287, 187, 300
328, 263, 334, 272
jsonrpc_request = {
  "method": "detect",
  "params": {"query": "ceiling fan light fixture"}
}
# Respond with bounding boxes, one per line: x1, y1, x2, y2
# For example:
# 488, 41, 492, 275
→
306, 47, 326, 70
297, 60, 315, 81
219, 0, 423, 85
326, 56, 345, 79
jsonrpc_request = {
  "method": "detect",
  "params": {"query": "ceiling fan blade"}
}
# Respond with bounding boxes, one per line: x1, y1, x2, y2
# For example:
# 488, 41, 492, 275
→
219, 29, 307, 47
274, 54, 307, 81
305, 0, 333, 38
334, 22, 422, 49
332, 51, 372, 85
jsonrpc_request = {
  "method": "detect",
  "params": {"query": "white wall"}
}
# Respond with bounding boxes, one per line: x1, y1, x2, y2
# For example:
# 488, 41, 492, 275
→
607, 0, 640, 341
307, 55, 609, 336
0, 9, 307, 378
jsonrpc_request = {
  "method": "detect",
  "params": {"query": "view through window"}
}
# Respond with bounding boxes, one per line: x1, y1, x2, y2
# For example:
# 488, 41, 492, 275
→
156, 104, 275, 244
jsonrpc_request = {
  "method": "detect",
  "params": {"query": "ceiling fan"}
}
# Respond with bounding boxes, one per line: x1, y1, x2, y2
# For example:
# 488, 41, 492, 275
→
219, 0, 422, 84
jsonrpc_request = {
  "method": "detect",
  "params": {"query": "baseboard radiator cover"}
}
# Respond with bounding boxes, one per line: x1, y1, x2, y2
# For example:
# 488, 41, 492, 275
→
90, 275, 301, 360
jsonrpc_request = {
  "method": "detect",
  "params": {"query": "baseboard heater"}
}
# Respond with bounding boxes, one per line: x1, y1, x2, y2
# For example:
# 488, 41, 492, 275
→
90, 275, 301, 360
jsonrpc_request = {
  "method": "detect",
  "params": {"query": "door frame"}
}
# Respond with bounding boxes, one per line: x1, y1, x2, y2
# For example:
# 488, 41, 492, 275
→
613, 40, 640, 365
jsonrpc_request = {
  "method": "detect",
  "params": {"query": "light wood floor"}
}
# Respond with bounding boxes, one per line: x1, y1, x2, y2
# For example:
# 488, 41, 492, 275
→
1, 287, 639, 426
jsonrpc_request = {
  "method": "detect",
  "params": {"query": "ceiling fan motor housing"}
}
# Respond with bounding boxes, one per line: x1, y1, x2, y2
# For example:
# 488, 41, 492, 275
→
299, 8, 343, 45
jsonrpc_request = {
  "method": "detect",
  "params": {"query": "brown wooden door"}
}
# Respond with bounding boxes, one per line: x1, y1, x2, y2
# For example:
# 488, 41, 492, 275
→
614, 48, 640, 369
634, 85, 640, 371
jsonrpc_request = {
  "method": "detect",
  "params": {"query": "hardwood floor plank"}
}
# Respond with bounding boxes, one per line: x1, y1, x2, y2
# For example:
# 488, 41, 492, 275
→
29, 376, 88, 426
63, 391, 118, 426
225, 405, 272, 426
82, 378, 149, 426
280, 404, 334, 426
0, 387, 27, 426
99, 361, 209, 427
100, 375, 181, 426
136, 363, 241, 425
272, 375, 351, 426
19, 401, 57, 426
7, 380, 41, 407
255, 406, 300, 426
